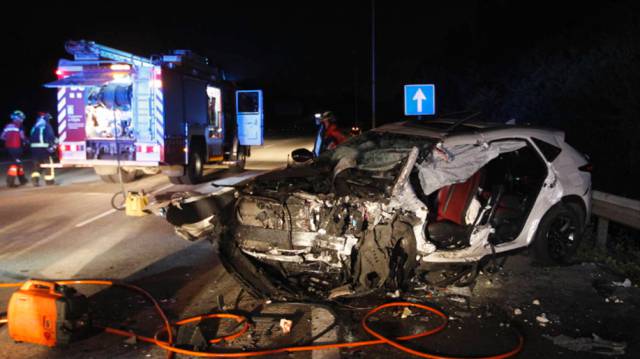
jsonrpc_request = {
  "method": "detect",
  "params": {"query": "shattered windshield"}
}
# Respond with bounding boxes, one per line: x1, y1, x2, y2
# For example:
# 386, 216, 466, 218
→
319, 131, 432, 171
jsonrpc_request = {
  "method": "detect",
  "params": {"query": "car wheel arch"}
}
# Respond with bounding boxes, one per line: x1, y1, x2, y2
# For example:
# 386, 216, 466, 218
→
560, 194, 588, 225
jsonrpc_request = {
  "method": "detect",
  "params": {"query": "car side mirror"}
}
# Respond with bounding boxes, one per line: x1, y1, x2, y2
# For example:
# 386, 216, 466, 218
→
291, 148, 314, 163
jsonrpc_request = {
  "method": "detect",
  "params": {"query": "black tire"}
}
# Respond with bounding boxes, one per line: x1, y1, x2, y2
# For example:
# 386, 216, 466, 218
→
229, 145, 247, 171
218, 235, 300, 301
173, 149, 204, 185
533, 204, 584, 265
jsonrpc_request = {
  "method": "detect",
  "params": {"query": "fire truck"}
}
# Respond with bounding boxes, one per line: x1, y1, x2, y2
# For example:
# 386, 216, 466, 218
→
45, 40, 264, 184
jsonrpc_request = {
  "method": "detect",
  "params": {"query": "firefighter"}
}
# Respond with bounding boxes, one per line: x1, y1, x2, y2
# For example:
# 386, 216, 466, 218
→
1, 110, 28, 187
29, 112, 57, 186
319, 111, 347, 152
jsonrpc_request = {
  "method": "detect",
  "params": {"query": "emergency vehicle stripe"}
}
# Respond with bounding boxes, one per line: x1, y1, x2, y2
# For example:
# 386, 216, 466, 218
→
58, 118, 67, 133
57, 97, 67, 112
154, 91, 164, 142
59, 108, 67, 123
58, 88, 68, 142
57, 87, 67, 101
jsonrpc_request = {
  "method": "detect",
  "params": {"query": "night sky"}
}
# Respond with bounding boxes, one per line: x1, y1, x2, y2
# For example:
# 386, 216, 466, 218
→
2, 1, 639, 196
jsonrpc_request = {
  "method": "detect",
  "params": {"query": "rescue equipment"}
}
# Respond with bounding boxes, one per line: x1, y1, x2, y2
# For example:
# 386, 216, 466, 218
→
125, 190, 149, 216
6, 280, 90, 347
0, 278, 524, 358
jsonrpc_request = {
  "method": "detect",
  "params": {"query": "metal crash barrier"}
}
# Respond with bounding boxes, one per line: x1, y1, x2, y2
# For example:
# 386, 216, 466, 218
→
592, 190, 640, 249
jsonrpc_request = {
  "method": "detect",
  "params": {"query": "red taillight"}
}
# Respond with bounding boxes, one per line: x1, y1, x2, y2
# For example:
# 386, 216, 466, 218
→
55, 69, 64, 77
579, 163, 593, 173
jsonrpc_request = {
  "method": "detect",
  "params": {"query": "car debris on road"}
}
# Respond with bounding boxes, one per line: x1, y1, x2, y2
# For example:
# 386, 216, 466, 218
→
543, 333, 626, 356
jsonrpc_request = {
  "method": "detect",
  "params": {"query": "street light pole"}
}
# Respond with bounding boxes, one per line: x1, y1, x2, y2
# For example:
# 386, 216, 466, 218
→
371, 0, 376, 129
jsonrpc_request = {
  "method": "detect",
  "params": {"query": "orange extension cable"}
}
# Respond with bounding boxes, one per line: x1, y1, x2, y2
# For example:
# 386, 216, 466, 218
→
0, 280, 523, 358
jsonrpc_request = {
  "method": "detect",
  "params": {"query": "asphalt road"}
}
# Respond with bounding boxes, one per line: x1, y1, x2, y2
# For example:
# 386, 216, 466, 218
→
0, 135, 638, 359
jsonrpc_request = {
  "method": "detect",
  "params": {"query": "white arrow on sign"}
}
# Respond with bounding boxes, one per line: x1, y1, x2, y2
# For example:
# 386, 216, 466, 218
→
412, 88, 427, 113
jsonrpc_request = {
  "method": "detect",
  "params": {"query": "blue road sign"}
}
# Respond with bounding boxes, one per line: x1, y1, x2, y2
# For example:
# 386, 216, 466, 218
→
404, 84, 435, 116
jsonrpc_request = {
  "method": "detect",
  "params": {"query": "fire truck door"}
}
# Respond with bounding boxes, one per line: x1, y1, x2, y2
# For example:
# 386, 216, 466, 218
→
205, 86, 223, 161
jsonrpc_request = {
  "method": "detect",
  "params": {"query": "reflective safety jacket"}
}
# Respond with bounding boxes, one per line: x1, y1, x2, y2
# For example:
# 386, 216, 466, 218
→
29, 119, 56, 148
323, 123, 348, 150
1, 123, 25, 149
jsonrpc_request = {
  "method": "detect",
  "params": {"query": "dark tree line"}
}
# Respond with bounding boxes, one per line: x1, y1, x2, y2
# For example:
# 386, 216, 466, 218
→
416, 1, 640, 198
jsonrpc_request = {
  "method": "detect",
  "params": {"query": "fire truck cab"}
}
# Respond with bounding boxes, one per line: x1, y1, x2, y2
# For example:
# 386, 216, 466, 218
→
45, 40, 263, 184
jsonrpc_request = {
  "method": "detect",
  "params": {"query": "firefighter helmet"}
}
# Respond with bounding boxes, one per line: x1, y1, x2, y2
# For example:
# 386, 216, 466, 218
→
321, 111, 336, 124
10, 110, 25, 122
37, 112, 53, 121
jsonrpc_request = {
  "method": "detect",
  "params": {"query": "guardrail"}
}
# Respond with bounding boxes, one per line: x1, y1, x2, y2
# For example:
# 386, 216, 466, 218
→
592, 190, 640, 249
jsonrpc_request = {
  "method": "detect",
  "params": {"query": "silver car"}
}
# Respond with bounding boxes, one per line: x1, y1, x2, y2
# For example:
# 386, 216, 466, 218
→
164, 118, 592, 300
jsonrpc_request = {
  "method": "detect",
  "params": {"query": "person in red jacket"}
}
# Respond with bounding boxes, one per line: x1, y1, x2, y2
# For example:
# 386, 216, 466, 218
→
319, 111, 347, 151
2, 110, 28, 186
1, 110, 27, 161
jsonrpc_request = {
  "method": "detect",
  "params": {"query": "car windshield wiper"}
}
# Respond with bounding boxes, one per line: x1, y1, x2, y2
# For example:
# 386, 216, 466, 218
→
444, 111, 482, 134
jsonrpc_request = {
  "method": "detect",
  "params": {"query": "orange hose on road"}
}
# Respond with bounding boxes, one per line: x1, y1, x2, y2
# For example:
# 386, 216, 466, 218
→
1, 280, 524, 358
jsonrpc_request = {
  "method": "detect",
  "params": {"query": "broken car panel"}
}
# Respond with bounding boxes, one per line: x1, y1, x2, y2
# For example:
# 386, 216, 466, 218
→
162, 119, 592, 301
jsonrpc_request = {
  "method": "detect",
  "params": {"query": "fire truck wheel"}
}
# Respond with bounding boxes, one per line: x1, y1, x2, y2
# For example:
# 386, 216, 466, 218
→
172, 150, 203, 185
229, 145, 247, 171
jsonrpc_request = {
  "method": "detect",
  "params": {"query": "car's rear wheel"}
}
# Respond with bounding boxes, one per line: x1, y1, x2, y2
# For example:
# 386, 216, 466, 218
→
533, 204, 584, 265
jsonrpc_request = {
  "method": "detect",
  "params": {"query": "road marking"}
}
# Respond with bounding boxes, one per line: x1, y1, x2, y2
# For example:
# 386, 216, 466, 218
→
73, 183, 172, 228
74, 209, 117, 228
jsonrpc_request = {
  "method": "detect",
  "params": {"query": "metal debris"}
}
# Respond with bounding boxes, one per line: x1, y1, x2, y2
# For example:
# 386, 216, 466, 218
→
543, 333, 626, 356
279, 319, 293, 335
612, 278, 632, 288
536, 313, 550, 326
448, 295, 467, 304
401, 307, 412, 319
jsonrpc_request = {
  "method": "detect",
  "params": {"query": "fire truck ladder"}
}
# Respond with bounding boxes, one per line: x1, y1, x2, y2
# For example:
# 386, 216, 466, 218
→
64, 40, 153, 67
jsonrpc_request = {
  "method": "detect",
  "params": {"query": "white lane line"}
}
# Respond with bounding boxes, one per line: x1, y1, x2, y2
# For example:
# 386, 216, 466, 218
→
73, 183, 172, 228
74, 209, 117, 228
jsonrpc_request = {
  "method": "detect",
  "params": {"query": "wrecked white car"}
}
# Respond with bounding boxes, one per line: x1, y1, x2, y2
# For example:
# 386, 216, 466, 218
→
162, 119, 592, 301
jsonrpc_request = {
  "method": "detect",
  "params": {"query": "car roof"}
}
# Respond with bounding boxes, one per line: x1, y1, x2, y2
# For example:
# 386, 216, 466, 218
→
373, 118, 565, 146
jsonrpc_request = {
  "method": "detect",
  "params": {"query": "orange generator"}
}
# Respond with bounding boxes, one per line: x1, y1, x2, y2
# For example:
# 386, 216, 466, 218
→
7, 280, 90, 347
